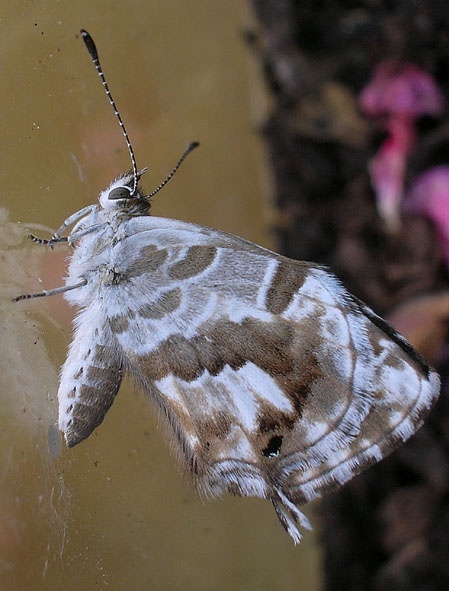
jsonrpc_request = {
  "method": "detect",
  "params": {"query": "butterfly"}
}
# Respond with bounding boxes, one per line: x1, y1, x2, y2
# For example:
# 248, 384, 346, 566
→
14, 29, 440, 543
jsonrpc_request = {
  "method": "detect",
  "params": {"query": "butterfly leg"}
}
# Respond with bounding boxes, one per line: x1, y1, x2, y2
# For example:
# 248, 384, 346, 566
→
28, 234, 69, 246
29, 222, 107, 249
67, 223, 108, 246
13, 279, 87, 302
52, 204, 97, 240
27, 204, 98, 246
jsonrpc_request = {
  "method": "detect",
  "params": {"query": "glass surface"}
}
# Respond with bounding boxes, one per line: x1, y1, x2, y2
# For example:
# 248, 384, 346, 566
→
0, 2, 322, 589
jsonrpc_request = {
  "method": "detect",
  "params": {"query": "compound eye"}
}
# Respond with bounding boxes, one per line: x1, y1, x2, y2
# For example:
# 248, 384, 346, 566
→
108, 187, 131, 200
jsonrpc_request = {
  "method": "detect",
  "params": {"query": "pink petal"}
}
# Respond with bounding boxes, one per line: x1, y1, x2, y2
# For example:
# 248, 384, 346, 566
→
405, 166, 449, 263
359, 61, 445, 118
369, 118, 415, 229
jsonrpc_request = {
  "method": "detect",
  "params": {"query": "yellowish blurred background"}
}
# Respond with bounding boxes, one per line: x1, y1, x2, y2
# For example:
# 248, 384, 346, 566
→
0, 1, 322, 589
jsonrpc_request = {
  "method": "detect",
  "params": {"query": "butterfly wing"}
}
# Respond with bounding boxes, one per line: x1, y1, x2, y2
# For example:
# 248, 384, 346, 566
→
98, 216, 440, 541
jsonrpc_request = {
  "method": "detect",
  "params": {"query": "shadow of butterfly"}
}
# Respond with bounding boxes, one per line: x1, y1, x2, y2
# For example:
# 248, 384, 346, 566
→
14, 30, 440, 543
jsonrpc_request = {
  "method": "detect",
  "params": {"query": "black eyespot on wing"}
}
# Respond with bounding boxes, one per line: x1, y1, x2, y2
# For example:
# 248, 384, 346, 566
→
262, 435, 283, 458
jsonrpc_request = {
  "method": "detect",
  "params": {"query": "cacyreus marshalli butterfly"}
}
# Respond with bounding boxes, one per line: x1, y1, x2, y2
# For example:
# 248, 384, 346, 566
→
14, 30, 440, 543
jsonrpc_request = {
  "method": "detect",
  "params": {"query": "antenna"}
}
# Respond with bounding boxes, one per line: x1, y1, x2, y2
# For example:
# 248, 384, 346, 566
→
80, 29, 139, 196
146, 142, 199, 200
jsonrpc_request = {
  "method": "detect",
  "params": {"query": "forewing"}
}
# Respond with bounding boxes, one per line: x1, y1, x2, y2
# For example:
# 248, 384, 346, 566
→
105, 219, 440, 541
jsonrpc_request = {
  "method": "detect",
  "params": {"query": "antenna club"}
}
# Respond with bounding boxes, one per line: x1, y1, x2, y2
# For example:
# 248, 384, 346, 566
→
79, 30, 198, 202
80, 28, 139, 197
146, 142, 201, 200
80, 29, 98, 59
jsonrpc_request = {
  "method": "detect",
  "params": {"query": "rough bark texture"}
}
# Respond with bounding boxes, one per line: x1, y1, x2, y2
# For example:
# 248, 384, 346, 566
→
248, 2, 449, 589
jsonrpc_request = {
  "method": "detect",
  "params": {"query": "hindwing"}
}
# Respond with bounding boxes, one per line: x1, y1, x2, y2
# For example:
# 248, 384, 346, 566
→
84, 218, 440, 542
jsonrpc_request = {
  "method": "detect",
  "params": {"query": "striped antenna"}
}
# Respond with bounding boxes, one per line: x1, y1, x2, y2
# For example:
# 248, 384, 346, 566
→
80, 29, 138, 196
146, 142, 200, 200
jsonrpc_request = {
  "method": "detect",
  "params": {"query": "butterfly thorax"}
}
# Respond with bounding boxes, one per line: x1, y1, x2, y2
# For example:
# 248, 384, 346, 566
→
62, 174, 149, 306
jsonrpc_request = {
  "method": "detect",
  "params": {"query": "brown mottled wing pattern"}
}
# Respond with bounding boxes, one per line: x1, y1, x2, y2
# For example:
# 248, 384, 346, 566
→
98, 218, 440, 542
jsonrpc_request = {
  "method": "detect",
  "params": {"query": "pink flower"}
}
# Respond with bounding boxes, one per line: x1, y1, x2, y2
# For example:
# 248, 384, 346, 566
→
405, 166, 449, 265
359, 61, 445, 230
368, 117, 414, 230
359, 61, 445, 119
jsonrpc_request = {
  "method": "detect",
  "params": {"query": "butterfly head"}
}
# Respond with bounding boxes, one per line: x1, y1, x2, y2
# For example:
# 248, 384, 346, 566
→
98, 142, 200, 218
99, 167, 151, 216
